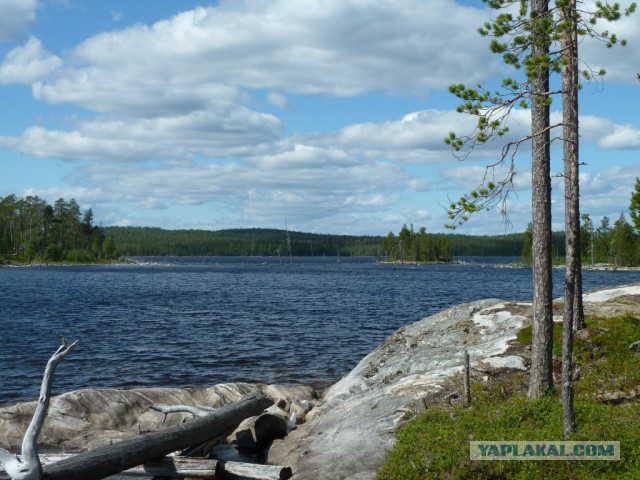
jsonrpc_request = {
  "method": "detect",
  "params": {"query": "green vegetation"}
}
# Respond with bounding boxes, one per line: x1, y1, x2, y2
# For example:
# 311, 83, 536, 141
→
103, 226, 384, 257
381, 225, 452, 262
520, 212, 640, 268
579, 212, 640, 267
0, 194, 119, 263
376, 313, 640, 479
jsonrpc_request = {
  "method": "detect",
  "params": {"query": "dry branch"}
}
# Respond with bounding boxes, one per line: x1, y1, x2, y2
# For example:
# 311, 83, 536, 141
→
0, 338, 78, 480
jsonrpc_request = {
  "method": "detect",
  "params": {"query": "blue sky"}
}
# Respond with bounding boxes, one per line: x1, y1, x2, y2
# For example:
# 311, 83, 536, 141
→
0, 0, 638, 236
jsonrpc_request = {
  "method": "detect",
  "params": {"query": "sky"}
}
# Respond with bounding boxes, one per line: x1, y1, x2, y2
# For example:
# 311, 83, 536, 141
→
0, 0, 638, 236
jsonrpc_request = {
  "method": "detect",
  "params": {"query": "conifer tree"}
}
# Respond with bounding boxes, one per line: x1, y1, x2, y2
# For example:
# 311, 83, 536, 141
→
444, 0, 635, 400
629, 177, 640, 232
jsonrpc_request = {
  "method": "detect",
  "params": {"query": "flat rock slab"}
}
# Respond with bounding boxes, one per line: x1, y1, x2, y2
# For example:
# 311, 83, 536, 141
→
268, 283, 640, 480
268, 298, 528, 480
0, 383, 315, 452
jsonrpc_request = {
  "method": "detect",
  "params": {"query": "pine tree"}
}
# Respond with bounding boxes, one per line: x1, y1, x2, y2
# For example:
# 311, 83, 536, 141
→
444, 0, 635, 402
629, 177, 640, 232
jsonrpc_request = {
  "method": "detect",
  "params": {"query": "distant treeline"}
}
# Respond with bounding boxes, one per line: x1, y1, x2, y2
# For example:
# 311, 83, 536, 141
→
103, 226, 384, 257
447, 231, 567, 258
0, 195, 118, 262
104, 225, 562, 259
522, 213, 640, 267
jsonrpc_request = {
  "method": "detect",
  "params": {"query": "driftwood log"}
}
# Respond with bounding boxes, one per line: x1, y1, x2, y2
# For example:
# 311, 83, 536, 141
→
3, 455, 292, 480
0, 339, 78, 480
219, 460, 293, 480
40, 392, 273, 480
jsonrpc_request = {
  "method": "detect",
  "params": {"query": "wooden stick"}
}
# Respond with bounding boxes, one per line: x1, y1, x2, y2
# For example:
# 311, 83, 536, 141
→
463, 349, 471, 406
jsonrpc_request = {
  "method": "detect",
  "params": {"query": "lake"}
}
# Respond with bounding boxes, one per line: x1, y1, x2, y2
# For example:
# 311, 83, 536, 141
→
1, 256, 639, 405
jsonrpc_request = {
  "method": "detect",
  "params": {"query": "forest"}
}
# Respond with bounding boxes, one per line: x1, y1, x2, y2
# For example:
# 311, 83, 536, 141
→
3, 190, 640, 265
0, 195, 118, 263
381, 225, 453, 262
102, 226, 383, 257
518, 213, 640, 267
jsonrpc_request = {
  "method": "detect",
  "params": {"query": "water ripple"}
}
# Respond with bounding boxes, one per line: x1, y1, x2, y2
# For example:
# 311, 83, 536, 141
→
1, 256, 639, 404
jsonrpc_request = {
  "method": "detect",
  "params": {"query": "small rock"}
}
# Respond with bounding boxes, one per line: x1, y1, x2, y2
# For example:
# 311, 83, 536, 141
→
288, 399, 313, 419
227, 413, 288, 453
210, 443, 240, 462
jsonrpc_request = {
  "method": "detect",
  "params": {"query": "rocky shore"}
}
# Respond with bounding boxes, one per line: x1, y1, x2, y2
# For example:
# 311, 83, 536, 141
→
2, 283, 639, 479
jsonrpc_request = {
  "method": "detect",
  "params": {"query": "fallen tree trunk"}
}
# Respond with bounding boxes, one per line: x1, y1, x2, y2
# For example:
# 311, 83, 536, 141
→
3, 455, 291, 480
2, 456, 218, 479
0, 453, 293, 480
220, 461, 293, 480
41, 392, 273, 480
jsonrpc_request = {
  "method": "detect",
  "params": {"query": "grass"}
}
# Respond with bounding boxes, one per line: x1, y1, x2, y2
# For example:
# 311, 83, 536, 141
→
376, 313, 640, 479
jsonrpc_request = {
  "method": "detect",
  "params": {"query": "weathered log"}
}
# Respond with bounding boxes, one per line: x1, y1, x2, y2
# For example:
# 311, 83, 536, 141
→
41, 392, 273, 480
0, 339, 78, 480
3, 455, 293, 480
219, 461, 293, 480
3, 456, 218, 479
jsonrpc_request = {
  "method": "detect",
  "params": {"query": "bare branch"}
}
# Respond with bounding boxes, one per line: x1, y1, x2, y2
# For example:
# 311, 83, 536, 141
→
0, 338, 78, 480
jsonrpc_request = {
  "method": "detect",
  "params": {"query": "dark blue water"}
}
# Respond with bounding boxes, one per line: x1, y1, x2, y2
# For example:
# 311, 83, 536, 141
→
1, 256, 639, 405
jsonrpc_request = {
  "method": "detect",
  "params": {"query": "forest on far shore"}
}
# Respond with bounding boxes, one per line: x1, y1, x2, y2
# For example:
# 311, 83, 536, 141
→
3, 193, 640, 265
101, 225, 554, 259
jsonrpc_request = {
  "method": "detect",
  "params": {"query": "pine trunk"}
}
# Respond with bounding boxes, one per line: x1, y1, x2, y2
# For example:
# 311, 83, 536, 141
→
528, 0, 554, 398
561, 0, 579, 438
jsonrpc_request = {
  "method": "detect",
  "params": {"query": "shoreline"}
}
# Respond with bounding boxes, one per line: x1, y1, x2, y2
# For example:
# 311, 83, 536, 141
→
2, 283, 638, 479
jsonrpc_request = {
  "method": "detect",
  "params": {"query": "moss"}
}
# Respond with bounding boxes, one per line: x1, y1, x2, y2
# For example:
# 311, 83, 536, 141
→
376, 314, 640, 480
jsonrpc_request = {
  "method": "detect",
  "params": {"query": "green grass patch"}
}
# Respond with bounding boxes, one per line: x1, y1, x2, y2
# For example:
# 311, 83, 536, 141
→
376, 314, 640, 479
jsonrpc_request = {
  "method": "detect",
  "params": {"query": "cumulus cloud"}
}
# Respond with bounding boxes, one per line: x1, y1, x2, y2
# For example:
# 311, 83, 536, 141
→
0, 108, 283, 161
314, 109, 538, 164
0, 0, 37, 41
0, 37, 62, 85
3, 0, 637, 235
579, 165, 640, 216
598, 124, 640, 149
59, 142, 420, 227
580, 1, 640, 84
31, 0, 498, 113
266, 92, 290, 110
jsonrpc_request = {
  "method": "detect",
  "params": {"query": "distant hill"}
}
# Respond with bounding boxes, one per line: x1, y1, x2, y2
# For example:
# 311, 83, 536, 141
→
103, 226, 566, 258
102, 226, 384, 257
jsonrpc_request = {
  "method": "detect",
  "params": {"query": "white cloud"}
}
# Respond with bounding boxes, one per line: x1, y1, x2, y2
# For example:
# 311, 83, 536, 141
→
4, 1, 638, 236
0, 108, 283, 161
266, 92, 290, 110
52, 142, 421, 228
580, 1, 640, 84
0, 0, 37, 41
31, 0, 498, 114
598, 124, 640, 149
579, 165, 640, 217
0, 37, 61, 85
315, 109, 536, 164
